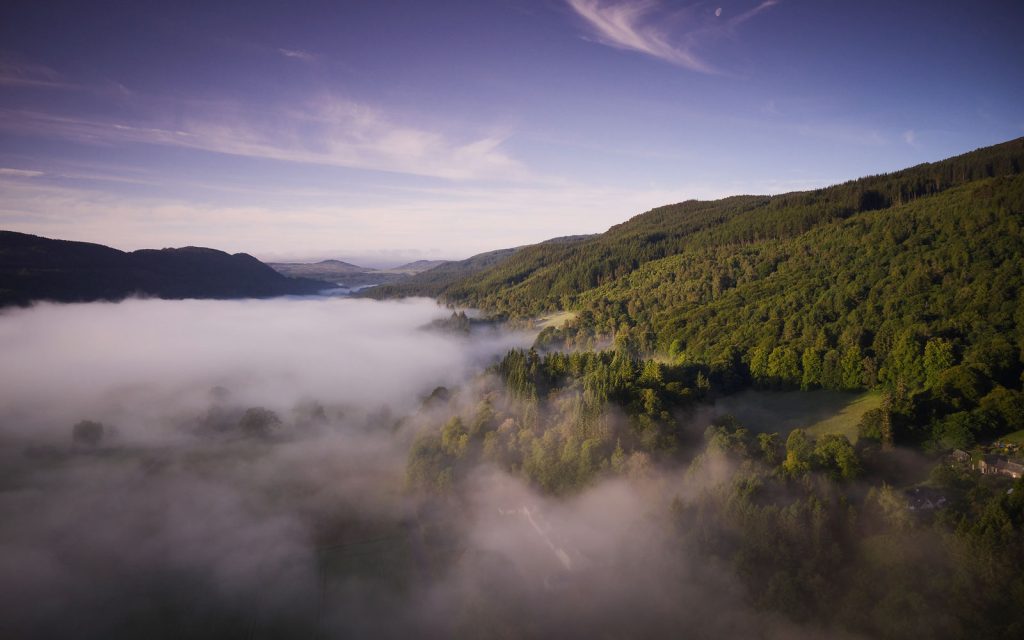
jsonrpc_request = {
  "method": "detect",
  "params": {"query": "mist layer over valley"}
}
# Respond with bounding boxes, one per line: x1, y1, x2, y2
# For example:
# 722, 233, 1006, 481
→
0, 297, 527, 439
0, 298, 866, 639
0, 298, 540, 638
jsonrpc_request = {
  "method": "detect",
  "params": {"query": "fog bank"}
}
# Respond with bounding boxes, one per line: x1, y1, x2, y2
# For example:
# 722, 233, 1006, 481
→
0, 297, 852, 639
0, 297, 528, 442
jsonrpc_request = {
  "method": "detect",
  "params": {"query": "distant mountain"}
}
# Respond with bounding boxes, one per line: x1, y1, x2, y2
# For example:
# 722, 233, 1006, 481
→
392, 259, 448, 273
269, 257, 451, 288
269, 259, 371, 281
360, 247, 519, 300
0, 231, 329, 307
311, 259, 366, 271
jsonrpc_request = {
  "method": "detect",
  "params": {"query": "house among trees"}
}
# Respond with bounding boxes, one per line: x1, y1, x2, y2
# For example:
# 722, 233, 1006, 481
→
948, 448, 971, 465
977, 455, 1024, 479
905, 487, 949, 511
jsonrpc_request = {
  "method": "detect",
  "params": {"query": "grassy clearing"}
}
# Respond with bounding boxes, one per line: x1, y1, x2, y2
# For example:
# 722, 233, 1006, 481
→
535, 311, 578, 329
806, 391, 883, 442
998, 429, 1024, 445
711, 389, 881, 442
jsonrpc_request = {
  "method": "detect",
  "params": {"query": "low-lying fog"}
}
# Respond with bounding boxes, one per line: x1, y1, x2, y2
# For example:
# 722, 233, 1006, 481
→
0, 297, 828, 639
0, 297, 527, 441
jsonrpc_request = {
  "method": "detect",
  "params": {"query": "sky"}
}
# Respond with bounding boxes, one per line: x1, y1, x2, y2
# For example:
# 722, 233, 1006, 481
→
0, 0, 1022, 265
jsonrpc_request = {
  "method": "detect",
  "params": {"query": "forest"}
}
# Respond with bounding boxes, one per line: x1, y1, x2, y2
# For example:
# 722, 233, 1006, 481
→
5, 140, 1023, 639
399, 138, 1024, 638
388, 138, 1024, 447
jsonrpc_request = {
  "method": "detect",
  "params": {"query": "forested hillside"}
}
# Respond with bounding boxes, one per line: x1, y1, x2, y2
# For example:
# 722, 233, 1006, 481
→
440, 137, 1023, 315
384, 139, 1024, 399
572, 174, 1024, 386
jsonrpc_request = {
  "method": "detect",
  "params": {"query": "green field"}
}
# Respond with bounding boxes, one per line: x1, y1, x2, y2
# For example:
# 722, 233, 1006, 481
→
998, 429, 1024, 445
711, 390, 882, 442
534, 311, 578, 329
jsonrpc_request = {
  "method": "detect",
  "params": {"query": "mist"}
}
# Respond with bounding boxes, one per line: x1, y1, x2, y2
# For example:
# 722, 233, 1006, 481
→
0, 297, 852, 639
0, 297, 528, 442
0, 297, 529, 638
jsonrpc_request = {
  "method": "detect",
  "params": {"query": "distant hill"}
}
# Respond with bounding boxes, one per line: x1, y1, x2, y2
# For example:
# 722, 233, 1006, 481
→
392, 259, 448, 273
360, 238, 598, 301
269, 259, 373, 282
0, 231, 329, 307
269, 256, 449, 288
361, 247, 518, 300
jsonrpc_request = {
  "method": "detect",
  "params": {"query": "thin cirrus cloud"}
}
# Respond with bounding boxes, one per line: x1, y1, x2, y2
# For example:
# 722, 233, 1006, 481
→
0, 58, 76, 89
0, 158, 824, 262
0, 167, 45, 178
0, 98, 529, 182
565, 0, 779, 73
278, 48, 317, 62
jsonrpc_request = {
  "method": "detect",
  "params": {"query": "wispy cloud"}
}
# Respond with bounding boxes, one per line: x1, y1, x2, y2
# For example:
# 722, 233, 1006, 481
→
0, 98, 529, 182
0, 161, 827, 262
0, 58, 75, 89
0, 167, 44, 178
278, 48, 317, 63
565, 0, 778, 73
902, 129, 918, 146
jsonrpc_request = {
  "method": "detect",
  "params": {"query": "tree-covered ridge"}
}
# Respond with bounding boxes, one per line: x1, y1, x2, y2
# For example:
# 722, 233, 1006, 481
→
442, 196, 769, 313
525, 174, 1024, 455
433, 137, 1024, 315
567, 174, 1024, 384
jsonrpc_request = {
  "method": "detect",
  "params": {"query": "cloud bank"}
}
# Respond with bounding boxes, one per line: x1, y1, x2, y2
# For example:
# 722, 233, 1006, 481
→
0, 297, 530, 439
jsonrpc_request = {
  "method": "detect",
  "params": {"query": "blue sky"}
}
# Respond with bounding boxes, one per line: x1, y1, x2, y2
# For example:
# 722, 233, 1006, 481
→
1, 0, 1022, 265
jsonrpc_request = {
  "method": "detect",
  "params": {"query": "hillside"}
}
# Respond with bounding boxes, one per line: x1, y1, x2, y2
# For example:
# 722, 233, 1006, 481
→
392, 259, 448, 273
0, 231, 329, 306
436, 138, 1024, 315
377, 137, 1024, 398
363, 235, 597, 301
581, 175, 1024, 378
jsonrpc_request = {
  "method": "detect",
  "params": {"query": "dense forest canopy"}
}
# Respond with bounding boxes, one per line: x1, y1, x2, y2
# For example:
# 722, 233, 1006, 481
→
374, 139, 1024, 403
426, 137, 1023, 315
394, 139, 1024, 638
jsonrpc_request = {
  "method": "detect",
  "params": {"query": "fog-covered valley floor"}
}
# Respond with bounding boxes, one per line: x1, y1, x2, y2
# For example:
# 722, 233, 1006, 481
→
0, 298, 853, 639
